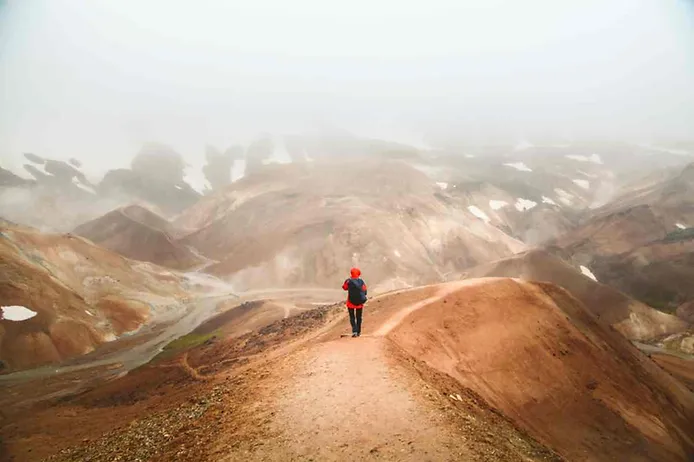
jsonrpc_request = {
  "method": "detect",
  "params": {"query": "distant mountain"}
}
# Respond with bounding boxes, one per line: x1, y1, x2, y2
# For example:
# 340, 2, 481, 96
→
465, 249, 688, 342
74, 205, 205, 270
176, 159, 526, 292
100, 143, 203, 215
0, 221, 190, 372
546, 162, 694, 315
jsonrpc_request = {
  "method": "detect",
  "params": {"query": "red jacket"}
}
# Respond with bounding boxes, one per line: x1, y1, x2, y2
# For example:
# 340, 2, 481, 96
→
343, 267, 367, 309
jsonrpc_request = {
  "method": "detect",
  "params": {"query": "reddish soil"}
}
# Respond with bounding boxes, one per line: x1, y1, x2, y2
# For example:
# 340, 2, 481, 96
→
390, 279, 694, 461
2, 278, 693, 462
651, 353, 694, 391
73, 205, 203, 270
467, 249, 687, 341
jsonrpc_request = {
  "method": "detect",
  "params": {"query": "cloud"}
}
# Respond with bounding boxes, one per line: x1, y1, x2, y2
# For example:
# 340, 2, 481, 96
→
1, 0, 693, 174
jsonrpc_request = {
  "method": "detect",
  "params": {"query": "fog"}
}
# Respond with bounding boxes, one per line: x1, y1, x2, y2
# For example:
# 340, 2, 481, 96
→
1, 0, 693, 178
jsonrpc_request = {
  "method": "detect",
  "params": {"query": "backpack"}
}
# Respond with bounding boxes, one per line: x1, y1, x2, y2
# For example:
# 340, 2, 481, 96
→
347, 278, 368, 305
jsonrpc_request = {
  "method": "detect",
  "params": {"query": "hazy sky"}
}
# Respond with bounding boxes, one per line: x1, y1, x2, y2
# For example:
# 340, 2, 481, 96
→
1, 0, 693, 177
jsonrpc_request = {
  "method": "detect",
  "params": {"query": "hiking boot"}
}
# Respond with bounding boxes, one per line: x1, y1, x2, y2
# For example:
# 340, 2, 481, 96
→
356, 332, 361, 337
352, 332, 358, 337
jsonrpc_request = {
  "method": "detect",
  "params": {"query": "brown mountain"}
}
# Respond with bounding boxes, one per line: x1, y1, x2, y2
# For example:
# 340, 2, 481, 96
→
74, 205, 204, 270
546, 162, 694, 314
0, 222, 190, 372
6, 278, 693, 461
175, 159, 527, 292
464, 250, 688, 341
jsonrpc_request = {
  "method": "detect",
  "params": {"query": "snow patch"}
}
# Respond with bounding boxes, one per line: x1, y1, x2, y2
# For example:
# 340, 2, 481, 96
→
72, 176, 96, 194
393, 249, 402, 258
263, 138, 293, 165
231, 159, 246, 182
465, 154, 475, 158
514, 198, 537, 212
580, 266, 598, 282
555, 188, 574, 206
29, 162, 54, 177
676, 223, 687, 230
85, 310, 94, 317
183, 164, 211, 195
489, 200, 509, 210
572, 179, 590, 190
513, 140, 534, 151
503, 162, 532, 172
636, 143, 690, 156
566, 154, 602, 164
1, 305, 37, 321
542, 196, 558, 206
436, 182, 448, 190
175, 185, 183, 190
468, 205, 490, 223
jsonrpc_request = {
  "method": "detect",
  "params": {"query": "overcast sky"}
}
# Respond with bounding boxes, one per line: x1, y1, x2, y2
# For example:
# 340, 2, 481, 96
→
1, 0, 693, 177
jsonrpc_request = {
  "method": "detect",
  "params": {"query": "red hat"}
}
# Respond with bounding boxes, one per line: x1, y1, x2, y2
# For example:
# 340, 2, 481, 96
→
350, 267, 361, 278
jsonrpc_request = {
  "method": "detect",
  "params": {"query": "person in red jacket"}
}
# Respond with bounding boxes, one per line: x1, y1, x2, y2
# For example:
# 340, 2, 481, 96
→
342, 267, 367, 337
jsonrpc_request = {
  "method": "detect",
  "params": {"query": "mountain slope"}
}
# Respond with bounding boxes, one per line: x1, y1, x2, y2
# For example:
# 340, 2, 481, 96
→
176, 159, 526, 291
74, 205, 203, 270
3, 278, 694, 461
465, 250, 688, 341
388, 279, 694, 461
0, 222, 190, 371
546, 162, 694, 314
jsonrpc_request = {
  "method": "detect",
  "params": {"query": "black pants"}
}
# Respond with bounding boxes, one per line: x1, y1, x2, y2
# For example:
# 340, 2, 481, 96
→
348, 308, 363, 334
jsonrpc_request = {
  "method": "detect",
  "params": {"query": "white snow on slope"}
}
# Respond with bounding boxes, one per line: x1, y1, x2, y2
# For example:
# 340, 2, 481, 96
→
72, 176, 96, 194
465, 154, 475, 158
515, 198, 537, 211
489, 200, 508, 210
393, 249, 402, 258
29, 162, 54, 177
1, 305, 37, 321
635, 143, 690, 156
468, 205, 490, 223
184, 164, 211, 195
0, 154, 36, 180
231, 159, 247, 183
513, 140, 533, 151
555, 188, 574, 206
676, 223, 687, 230
580, 266, 598, 282
577, 170, 599, 179
503, 162, 532, 172
263, 139, 293, 165
436, 182, 448, 190
542, 196, 558, 206
566, 154, 602, 164
175, 185, 183, 190
573, 179, 590, 190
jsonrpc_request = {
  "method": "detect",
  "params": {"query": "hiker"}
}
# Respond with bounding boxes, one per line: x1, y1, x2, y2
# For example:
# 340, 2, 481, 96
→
342, 267, 367, 337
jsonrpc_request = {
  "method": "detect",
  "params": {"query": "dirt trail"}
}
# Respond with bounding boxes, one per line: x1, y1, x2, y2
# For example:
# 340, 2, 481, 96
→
265, 338, 471, 461
374, 279, 494, 336
221, 279, 504, 460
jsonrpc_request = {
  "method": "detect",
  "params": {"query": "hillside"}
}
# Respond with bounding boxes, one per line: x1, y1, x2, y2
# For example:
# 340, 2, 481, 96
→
465, 250, 688, 341
3, 278, 693, 461
0, 222, 190, 371
388, 279, 694, 461
546, 162, 694, 314
74, 205, 204, 270
176, 159, 527, 292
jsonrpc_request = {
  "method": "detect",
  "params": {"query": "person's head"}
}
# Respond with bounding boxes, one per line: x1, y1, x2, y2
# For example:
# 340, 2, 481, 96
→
350, 267, 361, 278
